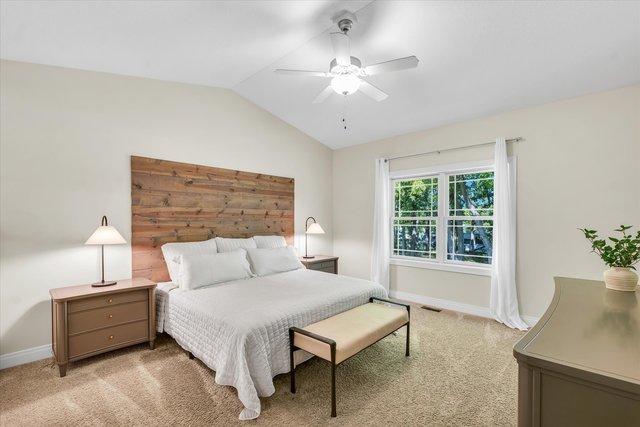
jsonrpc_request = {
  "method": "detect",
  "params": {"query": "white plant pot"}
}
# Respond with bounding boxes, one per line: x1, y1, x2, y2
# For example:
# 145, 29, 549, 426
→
603, 267, 638, 292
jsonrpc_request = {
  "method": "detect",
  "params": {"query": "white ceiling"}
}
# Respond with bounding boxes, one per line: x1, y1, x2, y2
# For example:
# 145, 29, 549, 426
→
2, 1, 639, 149
0, 0, 372, 87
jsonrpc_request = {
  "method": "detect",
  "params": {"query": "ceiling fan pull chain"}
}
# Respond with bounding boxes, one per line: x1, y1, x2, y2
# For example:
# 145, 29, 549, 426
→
341, 96, 349, 132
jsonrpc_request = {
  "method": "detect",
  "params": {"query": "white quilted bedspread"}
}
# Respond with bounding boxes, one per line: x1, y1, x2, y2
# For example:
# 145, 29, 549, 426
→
156, 269, 386, 420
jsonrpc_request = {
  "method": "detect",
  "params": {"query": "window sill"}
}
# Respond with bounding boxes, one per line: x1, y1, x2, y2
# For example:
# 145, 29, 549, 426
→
389, 257, 492, 276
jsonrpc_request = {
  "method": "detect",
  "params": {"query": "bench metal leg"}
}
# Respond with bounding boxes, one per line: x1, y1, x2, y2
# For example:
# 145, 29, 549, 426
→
331, 363, 336, 417
330, 343, 337, 417
289, 329, 296, 394
405, 322, 410, 357
405, 305, 411, 357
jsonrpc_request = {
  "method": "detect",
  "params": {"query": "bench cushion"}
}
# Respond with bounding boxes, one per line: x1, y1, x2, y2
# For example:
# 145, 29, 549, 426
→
294, 303, 408, 364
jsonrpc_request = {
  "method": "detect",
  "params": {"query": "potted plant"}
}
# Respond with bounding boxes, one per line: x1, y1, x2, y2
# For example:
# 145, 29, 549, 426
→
579, 225, 639, 292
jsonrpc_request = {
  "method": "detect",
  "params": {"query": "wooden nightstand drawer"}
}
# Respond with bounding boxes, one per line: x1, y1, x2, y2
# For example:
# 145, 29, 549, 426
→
68, 320, 149, 359
68, 300, 148, 335
313, 261, 335, 270
300, 256, 338, 274
308, 262, 334, 271
68, 289, 148, 313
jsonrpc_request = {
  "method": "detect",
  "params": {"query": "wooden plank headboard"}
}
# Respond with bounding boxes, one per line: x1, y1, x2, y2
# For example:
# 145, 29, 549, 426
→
131, 156, 294, 282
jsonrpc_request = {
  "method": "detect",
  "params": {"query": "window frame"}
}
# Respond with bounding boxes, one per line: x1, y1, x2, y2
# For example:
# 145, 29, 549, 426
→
389, 159, 505, 276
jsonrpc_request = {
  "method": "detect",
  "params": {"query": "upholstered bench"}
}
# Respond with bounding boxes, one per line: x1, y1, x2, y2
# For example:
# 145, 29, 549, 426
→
289, 297, 410, 417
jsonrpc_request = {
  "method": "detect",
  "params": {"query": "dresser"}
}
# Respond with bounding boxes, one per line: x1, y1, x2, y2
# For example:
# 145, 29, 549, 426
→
300, 255, 339, 274
513, 277, 639, 426
50, 278, 156, 377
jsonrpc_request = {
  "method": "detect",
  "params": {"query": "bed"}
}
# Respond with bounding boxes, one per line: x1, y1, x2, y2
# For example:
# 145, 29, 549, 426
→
131, 156, 386, 419
155, 268, 386, 420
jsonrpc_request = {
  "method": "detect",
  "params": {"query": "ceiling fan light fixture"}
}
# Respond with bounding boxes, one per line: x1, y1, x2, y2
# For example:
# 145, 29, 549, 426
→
274, 13, 418, 104
331, 74, 360, 95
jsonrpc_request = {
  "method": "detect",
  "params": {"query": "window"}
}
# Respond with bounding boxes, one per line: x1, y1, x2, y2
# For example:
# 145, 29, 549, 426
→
446, 171, 494, 265
392, 177, 438, 259
391, 160, 498, 275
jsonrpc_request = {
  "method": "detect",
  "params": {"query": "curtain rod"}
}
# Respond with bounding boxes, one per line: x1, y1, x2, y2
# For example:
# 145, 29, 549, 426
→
385, 137, 524, 162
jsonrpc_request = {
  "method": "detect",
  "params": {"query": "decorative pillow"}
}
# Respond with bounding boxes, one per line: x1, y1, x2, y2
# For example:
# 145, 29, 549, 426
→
179, 249, 253, 290
245, 246, 304, 276
161, 239, 217, 284
253, 235, 287, 249
215, 237, 258, 253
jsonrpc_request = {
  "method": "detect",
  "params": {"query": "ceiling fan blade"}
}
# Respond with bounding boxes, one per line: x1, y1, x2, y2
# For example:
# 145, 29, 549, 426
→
312, 86, 334, 104
364, 56, 419, 76
330, 32, 351, 66
359, 80, 388, 102
274, 69, 330, 77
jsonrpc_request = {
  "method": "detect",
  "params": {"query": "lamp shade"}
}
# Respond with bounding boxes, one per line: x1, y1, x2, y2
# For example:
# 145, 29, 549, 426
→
85, 225, 126, 245
306, 222, 325, 235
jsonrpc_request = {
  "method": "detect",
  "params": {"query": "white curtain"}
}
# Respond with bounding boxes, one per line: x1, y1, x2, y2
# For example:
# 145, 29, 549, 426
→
490, 138, 528, 330
371, 158, 390, 292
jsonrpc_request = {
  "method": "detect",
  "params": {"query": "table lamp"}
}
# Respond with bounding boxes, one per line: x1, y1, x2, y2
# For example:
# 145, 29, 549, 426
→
85, 215, 126, 287
304, 216, 325, 259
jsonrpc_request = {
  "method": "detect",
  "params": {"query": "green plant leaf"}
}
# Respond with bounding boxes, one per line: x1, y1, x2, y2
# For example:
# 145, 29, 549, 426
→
581, 225, 639, 268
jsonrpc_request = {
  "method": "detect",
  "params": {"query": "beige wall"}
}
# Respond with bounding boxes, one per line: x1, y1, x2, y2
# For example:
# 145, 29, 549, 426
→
333, 85, 640, 318
0, 60, 333, 355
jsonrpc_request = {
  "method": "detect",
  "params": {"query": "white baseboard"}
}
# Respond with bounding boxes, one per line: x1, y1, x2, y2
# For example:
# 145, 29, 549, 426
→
0, 344, 52, 370
389, 290, 540, 327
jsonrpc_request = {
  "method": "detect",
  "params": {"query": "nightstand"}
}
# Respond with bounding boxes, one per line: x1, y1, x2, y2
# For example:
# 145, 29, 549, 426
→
49, 278, 156, 377
300, 255, 339, 274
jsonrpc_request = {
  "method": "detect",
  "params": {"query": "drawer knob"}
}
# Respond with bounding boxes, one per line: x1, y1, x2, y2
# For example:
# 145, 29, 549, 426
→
108, 335, 114, 340
108, 314, 113, 319
107, 298, 113, 303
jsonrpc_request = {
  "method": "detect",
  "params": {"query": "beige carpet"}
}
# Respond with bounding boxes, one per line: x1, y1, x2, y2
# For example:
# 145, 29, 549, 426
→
0, 305, 524, 426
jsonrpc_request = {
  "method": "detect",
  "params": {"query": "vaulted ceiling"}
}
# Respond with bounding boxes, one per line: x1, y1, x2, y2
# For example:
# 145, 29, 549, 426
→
2, 1, 639, 149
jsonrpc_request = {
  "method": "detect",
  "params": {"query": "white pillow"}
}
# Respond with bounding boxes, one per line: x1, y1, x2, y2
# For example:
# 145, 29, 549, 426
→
246, 246, 304, 276
215, 237, 257, 253
179, 250, 253, 290
161, 239, 217, 284
253, 235, 287, 249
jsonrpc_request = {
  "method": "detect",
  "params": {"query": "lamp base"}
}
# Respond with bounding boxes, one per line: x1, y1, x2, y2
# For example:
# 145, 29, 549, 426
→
91, 280, 118, 287
302, 255, 316, 259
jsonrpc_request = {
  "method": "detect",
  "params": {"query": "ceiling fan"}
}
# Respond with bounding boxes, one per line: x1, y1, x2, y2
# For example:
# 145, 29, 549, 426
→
274, 12, 419, 104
